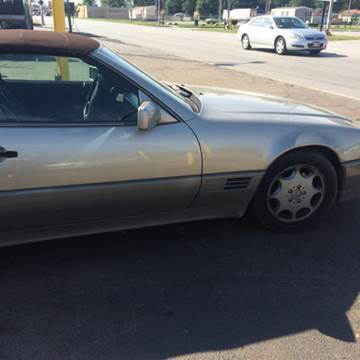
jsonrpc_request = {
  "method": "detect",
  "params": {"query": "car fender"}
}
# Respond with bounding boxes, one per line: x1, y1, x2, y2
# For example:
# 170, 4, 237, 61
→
264, 127, 360, 171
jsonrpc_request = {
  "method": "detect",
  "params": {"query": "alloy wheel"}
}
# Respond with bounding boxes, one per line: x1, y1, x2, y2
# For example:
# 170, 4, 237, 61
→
276, 38, 286, 55
242, 35, 250, 49
267, 164, 325, 223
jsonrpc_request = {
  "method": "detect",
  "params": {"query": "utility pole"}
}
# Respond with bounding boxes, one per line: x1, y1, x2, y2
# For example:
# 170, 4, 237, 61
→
266, 0, 272, 14
39, 0, 45, 25
226, 0, 231, 28
129, 0, 133, 23
66, 0, 72, 33
348, 0, 352, 10
218, 0, 222, 21
52, 0, 69, 80
320, 1, 327, 32
157, 0, 161, 25
326, 0, 334, 35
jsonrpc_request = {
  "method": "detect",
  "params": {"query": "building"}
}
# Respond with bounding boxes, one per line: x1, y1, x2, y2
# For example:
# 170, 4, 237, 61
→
129, 6, 156, 21
0, 0, 33, 29
223, 8, 257, 24
310, 8, 324, 25
338, 9, 360, 23
77, 5, 128, 20
271, 7, 313, 23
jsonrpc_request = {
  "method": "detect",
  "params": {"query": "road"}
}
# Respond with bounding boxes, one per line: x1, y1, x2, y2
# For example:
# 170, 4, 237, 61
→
1, 202, 360, 360
71, 19, 360, 100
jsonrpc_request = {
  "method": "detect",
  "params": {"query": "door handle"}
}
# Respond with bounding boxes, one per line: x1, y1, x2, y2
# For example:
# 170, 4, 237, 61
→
0, 149, 18, 158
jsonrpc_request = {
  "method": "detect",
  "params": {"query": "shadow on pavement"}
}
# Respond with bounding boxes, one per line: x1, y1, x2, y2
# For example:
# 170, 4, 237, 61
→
0, 200, 359, 360
214, 61, 267, 67
253, 48, 347, 58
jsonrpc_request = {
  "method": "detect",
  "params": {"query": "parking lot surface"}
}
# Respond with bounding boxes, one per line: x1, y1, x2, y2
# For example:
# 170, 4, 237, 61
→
71, 19, 360, 100
1, 200, 360, 360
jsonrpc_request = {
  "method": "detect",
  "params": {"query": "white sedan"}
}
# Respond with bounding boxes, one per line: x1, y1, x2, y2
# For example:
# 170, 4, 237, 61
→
237, 15, 328, 55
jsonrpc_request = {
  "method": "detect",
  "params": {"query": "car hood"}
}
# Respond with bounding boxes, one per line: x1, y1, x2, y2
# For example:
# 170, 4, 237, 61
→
188, 86, 352, 126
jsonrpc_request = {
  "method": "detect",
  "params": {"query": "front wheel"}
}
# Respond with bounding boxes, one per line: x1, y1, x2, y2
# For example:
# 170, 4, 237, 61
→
275, 36, 287, 55
241, 34, 251, 50
251, 151, 338, 233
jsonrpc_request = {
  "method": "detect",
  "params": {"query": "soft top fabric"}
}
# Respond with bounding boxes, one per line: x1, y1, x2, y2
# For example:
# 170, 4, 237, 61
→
0, 30, 100, 55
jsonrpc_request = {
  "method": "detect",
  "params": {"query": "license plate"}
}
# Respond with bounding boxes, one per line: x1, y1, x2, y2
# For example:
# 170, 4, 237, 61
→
312, 42, 321, 48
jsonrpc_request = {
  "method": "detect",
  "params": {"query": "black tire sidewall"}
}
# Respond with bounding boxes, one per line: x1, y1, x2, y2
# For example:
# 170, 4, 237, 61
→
275, 37, 287, 55
252, 151, 338, 233
242, 35, 251, 50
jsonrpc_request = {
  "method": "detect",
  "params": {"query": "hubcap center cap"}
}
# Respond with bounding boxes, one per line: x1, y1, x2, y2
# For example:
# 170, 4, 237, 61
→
288, 184, 306, 204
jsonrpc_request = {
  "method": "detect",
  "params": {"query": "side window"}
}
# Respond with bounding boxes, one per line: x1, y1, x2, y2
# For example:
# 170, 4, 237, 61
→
263, 18, 273, 27
249, 18, 264, 27
0, 54, 140, 125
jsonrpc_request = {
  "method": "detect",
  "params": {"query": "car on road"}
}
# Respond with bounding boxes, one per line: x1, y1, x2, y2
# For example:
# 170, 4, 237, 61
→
0, 30, 359, 246
238, 15, 328, 55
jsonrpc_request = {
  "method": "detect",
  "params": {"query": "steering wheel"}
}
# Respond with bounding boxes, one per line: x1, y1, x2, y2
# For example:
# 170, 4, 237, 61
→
83, 74, 102, 121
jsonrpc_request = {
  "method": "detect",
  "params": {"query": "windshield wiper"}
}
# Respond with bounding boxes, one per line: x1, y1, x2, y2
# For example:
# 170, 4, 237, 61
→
162, 81, 200, 112
163, 81, 192, 98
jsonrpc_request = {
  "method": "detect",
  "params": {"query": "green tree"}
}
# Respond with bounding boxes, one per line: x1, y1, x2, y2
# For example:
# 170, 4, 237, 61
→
231, 0, 259, 8
183, 0, 196, 15
332, 0, 350, 12
271, 0, 290, 7
165, 0, 184, 14
83, 0, 96, 5
352, 0, 360, 9
133, 0, 156, 5
289, 0, 316, 8
101, 0, 126, 6
196, 0, 218, 16
226, 0, 267, 12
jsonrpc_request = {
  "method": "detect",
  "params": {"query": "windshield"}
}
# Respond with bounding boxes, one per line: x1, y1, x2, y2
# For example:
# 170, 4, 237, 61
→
97, 46, 200, 113
274, 17, 307, 29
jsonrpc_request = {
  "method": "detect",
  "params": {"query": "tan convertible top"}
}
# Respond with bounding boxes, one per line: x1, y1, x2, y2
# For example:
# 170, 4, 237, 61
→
0, 30, 100, 55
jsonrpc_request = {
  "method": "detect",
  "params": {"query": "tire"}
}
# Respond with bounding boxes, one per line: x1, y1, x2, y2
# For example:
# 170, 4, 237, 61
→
310, 50, 321, 55
275, 36, 287, 55
241, 34, 251, 50
251, 150, 338, 233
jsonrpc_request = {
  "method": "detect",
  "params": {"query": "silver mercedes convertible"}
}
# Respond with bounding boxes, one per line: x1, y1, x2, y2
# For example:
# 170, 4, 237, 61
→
0, 30, 359, 246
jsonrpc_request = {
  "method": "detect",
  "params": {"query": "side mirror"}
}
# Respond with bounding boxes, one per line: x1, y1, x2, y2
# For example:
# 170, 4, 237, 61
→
266, 25, 274, 30
137, 100, 160, 131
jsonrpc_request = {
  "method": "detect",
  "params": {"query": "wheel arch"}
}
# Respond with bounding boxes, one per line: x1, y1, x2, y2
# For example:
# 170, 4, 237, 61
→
265, 145, 344, 198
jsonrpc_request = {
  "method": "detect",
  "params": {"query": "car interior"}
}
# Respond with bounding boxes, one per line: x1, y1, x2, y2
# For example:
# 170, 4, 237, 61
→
0, 54, 140, 125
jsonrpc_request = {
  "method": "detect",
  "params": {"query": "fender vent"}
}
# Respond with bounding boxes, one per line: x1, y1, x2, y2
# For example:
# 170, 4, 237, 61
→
224, 177, 251, 190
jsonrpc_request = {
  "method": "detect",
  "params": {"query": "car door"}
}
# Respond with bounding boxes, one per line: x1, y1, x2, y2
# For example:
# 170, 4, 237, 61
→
247, 17, 264, 46
261, 17, 276, 47
0, 53, 202, 234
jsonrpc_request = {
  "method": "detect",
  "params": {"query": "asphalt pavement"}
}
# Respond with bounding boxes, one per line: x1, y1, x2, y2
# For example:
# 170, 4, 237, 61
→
69, 19, 360, 100
1, 199, 360, 360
